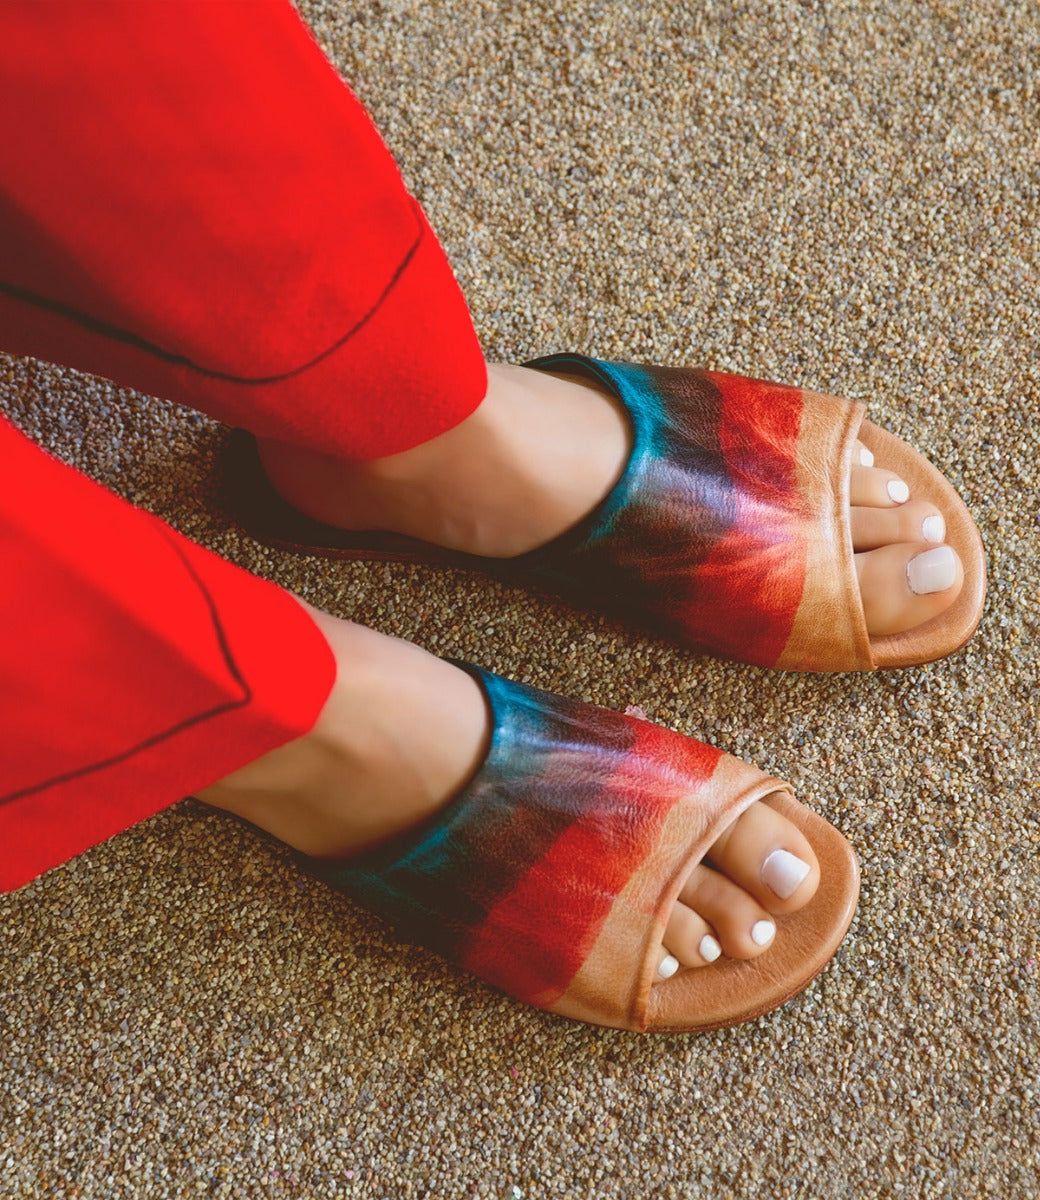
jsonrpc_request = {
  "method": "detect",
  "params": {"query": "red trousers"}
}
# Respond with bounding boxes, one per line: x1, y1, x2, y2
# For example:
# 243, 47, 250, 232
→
0, 1, 488, 891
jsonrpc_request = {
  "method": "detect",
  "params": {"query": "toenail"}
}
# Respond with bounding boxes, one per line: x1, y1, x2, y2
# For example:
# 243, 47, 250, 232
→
887, 479, 910, 503
658, 954, 680, 979
907, 545, 957, 595
751, 920, 776, 946
699, 935, 722, 963
922, 514, 945, 544
762, 848, 812, 899
858, 446, 875, 467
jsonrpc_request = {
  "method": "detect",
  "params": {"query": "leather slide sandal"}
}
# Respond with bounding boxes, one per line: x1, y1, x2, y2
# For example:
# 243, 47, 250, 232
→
290, 663, 860, 1033
221, 354, 986, 672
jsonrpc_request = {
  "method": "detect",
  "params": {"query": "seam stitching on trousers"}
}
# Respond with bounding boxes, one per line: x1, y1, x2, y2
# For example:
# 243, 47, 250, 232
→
0, 200, 425, 385
0, 530, 252, 805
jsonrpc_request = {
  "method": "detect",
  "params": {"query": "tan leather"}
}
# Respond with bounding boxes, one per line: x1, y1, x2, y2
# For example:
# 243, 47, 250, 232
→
549, 756, 860, 1033
776, 403, 986, 671
776, 390, 874, 672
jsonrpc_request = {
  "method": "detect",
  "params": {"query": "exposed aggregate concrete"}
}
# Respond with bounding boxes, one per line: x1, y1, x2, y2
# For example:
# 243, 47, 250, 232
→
1, 1, 1039, 1197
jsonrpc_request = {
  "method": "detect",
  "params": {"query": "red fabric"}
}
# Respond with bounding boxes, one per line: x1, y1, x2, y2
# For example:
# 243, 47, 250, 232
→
0, 0, 489, 890
0, 416, 337, 893
0, 0, 487, 459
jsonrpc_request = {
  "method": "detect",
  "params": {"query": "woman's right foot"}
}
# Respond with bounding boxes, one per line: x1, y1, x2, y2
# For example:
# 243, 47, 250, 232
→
257, 362, 964, 645
196, 606, 819, 987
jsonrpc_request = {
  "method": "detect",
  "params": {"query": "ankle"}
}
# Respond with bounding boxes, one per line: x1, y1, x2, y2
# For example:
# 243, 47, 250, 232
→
198, 610, 491, 859
255, 436, 387, 530
255, 359, 631, 557
253, 362, 502, 532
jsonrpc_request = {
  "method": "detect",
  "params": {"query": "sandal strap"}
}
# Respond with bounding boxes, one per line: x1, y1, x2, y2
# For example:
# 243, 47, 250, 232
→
294, 662, 790, 1029
520, 355, 873, 671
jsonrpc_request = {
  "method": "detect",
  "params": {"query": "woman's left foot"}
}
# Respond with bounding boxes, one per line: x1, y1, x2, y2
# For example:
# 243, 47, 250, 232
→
195, 606, 823, 996
258, 362, 964, 642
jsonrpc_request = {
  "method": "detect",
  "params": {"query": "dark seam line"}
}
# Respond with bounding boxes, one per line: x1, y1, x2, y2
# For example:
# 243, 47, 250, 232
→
0, 200, 425, 385
0, 530, 253, 805
158, 529, 252, 698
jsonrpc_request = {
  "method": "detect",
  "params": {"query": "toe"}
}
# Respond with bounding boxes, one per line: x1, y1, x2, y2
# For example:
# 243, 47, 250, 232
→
856, 541, 964, 636
661, 899, 723, 971
854, 440, 875, 468
850, 464, 912, 508
850, 499, 946, 551
656, 950, 681, 980
702, 797, 820, 916
678, 863, 779, 960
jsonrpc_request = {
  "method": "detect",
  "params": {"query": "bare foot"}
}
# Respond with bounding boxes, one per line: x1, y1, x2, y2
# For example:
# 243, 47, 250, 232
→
257, 363, 964, 640
196, 605, 819, 984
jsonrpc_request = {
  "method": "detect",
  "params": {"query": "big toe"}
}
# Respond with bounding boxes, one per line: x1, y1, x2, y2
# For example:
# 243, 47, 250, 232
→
856, 542, 964, 637
703, 796, 820, 915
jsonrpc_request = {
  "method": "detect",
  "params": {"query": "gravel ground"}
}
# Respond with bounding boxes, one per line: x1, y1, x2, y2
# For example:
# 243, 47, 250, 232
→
2, 1, 1039, 1197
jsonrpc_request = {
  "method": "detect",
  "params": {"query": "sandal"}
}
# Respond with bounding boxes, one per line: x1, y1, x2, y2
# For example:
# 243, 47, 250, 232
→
222, 354, 985, 672
289, 662, 859, 1033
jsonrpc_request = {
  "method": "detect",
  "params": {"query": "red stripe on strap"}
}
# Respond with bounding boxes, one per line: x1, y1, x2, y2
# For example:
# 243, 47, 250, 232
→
675, 374, 806, 668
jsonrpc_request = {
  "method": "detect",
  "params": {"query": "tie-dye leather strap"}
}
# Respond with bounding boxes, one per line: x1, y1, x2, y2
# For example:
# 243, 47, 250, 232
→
517, 356, 872, 671
294, 662, 791, 1030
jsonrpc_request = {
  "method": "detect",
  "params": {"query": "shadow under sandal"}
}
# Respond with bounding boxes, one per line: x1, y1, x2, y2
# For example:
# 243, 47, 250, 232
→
291, 664, 860, 1033
223, 355, 986, 672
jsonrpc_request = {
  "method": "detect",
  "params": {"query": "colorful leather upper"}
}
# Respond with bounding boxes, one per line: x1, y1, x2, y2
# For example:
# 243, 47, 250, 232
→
294, 662, 767, 1026
513, 355, 867, 670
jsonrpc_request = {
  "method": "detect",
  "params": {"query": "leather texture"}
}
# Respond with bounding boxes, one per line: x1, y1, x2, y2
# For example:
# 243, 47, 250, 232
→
222, 354, 986, 671
521, 356, 872, 670
293, 663, 859, 1033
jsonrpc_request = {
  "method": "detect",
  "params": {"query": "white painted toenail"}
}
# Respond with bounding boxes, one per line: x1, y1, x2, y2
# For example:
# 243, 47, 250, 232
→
887, 479, 910, 503
922, 514, 946, 544
658, 954, 680, 979
907, 545, 957, 595
859, 446, 875, 467
762, 849, 812, 899
699, 935, 722, 963
751, 920, 776, 946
